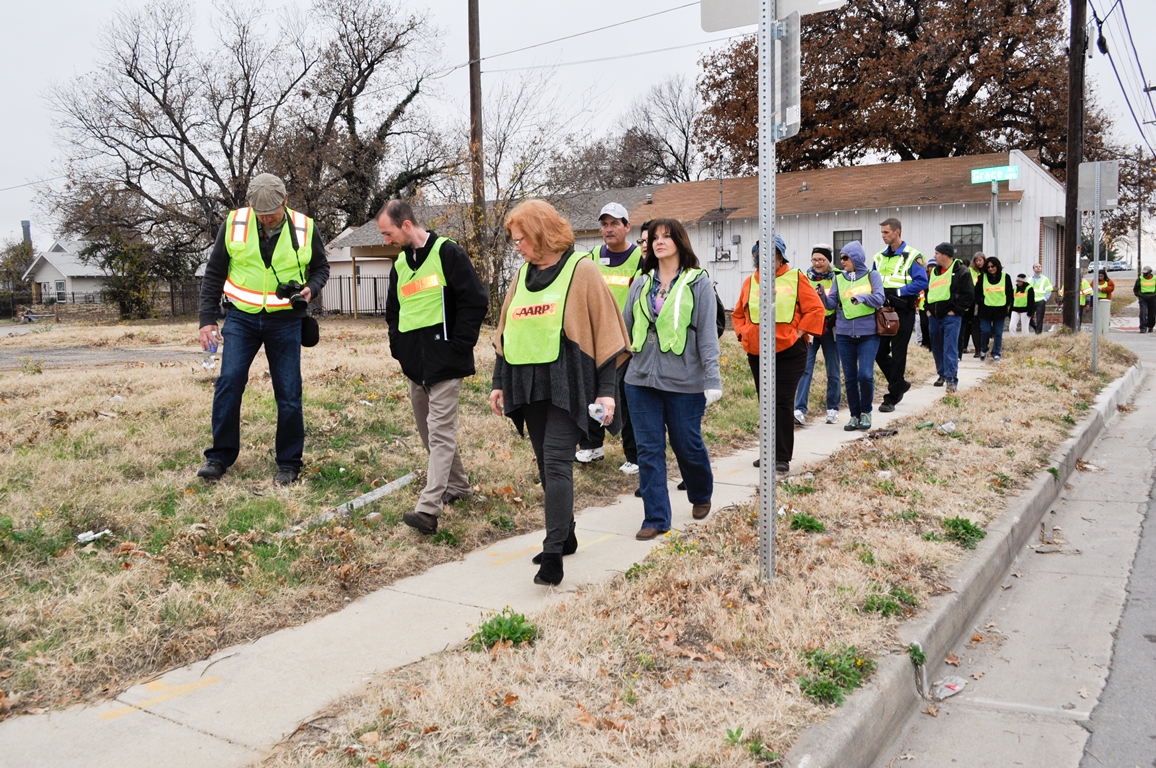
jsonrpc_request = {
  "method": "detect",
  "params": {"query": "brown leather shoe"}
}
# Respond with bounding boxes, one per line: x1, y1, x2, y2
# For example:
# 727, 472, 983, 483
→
402, 511, 438, 535
635, 527, 665, 541
692, 503, 711, 520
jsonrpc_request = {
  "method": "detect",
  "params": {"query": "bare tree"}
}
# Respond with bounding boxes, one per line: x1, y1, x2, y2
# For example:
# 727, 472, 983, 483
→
618, 74, 705, 183
46, 0, 449, 261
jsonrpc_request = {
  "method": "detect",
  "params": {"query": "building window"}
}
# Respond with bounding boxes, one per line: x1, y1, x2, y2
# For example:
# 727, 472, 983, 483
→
55, 280, 66, 302
951, 224, 984, 262
833, 230, 862, 253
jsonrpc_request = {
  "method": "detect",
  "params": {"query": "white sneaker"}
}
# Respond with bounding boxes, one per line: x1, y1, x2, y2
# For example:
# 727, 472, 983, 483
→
793, 409, 806, 426
575, 447, 604, 463
825, 409, 838, 424
619, 461, 639, 475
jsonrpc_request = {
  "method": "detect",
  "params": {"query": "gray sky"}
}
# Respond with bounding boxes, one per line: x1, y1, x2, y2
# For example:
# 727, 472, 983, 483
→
1, 0, 1153, 247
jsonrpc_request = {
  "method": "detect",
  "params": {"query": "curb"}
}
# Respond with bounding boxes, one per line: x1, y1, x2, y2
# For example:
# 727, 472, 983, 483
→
785, 361, 1147, 768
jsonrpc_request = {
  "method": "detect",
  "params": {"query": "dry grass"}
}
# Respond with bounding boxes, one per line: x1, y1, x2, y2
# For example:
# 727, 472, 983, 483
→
264, 331, 1134, 768
0, 318, 760, 713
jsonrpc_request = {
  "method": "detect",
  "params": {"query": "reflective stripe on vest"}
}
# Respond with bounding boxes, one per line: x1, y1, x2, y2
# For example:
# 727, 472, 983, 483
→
1141, 276, 1156, 294
874, 246, 922, 289
591, 245, 643, 310
1013, 287, 1029, 308
1080, 279, 1093, 299
630, 268, 705, 355
982, 275, 1007, 307
393, 237, 450, 333
503, 251, 583, 365
926, 260, 960, 305
222, 207, 313, 313
835, 272, 875, 319
1030, 274, 1053, 298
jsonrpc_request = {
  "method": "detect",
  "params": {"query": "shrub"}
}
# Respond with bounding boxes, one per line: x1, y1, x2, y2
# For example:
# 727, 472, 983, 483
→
943, 516, 986, 549
798, 646, 876, 705
469, 607, 537, 650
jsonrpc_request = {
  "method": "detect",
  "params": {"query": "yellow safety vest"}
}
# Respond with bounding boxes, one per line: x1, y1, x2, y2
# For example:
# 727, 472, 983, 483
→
393, 237, 450, 333
630, 269, 705, 355
223, 207, 313, 313
1013, 286, 1030, 309
747, 271, 797, 325
503, 251, 583, 365
590, 245, 643, 311
982, 275, 1007, 307
926, 260, 960, 305
1140, 275, 1156, 294
835, 272, 875, 319
874, 246, 922, 289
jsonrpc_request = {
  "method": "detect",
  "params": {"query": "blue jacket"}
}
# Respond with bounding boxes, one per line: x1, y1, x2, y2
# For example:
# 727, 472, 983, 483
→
821, 241, 886, 336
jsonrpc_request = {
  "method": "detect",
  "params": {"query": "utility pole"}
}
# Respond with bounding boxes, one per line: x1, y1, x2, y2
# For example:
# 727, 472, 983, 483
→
1138, 149, 1144, 275
1062, 0, 1086, 331
467, 0, 487, 284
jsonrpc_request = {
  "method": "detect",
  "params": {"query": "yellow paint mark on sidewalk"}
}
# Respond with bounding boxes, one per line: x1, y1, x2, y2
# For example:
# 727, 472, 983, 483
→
100, 677, 220, 720
576, 534, 614, 551
486, 533, 616, 567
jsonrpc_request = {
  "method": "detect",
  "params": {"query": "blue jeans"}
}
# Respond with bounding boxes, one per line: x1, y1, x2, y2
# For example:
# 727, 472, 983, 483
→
206, 310, 305, 470
929, 314, 962, 383
626, 384, 713, 532
836, 334, 881, 418
794, 331, 841, 413
979, 317, 1005, 357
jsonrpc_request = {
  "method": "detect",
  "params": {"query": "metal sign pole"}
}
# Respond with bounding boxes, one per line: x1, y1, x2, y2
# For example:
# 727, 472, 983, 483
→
1092, 163, 1101, 373
757, 0, 777, 584
991, 181, 999, 264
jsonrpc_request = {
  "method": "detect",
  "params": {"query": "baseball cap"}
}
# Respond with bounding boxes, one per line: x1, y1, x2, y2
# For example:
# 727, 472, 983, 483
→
1144, 266, 1153, 275
248, 173, 288, 215
599, 202, 629, 223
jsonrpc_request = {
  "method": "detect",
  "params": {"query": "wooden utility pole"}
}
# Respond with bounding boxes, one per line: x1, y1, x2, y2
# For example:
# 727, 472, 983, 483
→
1062, 0, 1086, 330
1137, 149, 1145, 275
467, 0, 487, 270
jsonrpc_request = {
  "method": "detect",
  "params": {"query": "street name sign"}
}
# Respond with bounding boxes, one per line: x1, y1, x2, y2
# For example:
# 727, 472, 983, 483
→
970, 165, 1019, 184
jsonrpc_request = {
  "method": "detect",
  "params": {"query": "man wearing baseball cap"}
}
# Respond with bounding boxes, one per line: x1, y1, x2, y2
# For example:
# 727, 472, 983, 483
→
1134, 265, 1156, 333
576, 201, 642, 474
195, 173, 330, 485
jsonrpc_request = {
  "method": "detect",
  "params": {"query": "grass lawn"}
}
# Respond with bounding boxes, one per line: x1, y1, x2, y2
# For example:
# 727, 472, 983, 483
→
0, 317, 800, 711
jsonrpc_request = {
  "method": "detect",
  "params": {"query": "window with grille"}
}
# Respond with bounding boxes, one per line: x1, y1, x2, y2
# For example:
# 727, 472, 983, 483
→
951, 225, 984, 262
833, 230, 862, 254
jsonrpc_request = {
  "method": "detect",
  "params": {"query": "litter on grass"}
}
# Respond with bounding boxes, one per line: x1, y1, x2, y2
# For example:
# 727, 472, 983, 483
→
936, 420, 956, 434
76, 529, 112, 544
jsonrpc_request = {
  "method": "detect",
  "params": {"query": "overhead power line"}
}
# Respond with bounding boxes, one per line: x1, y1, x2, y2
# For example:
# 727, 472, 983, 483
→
0, 175, 67, 194
484, 34, 746, 74
1090, 0, 1156, 157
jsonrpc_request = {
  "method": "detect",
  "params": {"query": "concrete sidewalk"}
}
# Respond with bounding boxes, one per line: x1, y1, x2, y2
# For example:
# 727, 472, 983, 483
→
0, 355, 992, 768
874, 332, 1156, 768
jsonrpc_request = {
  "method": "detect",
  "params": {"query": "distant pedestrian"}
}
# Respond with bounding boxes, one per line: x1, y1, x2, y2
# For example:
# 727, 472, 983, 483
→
960, 253, 986, 358
1008, 274, 1035, 334
976, 256, 1013, 361
489, 199, 630, 586
925, 243, 973, 393
791, 243, 842, 426
873, 218, 928, 413
1096, 269, 1115, 301
624, 218, 721, 540
914, 254, 932, 350
1027, 263, 1053, 334
821, 241, 885, 431
379, 200, 488, 536
575, 202, 642, 475
1134, 266, 1156, 333
195, 173, 330, 485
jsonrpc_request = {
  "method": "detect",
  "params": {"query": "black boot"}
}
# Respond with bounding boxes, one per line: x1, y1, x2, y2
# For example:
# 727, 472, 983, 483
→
533, 523, 577, 564
533, 553, 564, 585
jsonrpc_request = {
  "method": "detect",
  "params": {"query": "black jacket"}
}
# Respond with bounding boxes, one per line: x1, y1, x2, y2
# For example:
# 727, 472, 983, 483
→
385, 231, 488, 386
198, 213, 330, 328
975, 272, 1014, 321
926, 259, 975, 319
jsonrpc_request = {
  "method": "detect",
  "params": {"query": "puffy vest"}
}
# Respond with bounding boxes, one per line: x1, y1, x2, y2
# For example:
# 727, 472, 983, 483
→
835, 272, 875, 319
1140, 275, 1156, 294
1013, 285, 1030, 309
874, 245, 922, 289
223, 207, 313, 313
630, 269, 706, 355
590, 244, 643, 310
926, 260, 960, 305
393, 237, 451, 333
982, 275, 1007, 307
502, 251, 584, 366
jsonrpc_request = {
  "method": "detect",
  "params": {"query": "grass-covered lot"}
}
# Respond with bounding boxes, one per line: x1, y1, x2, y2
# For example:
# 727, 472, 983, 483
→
260, 332, 1134, 768
3, 318, 861, 712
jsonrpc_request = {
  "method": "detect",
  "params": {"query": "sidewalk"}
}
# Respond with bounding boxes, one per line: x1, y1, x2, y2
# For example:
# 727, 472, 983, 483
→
0, 355, 993, 768
874, 331, 1155, 768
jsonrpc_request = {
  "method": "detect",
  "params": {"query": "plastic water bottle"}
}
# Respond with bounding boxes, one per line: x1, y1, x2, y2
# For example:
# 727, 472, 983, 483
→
588, 403, 605, 422
208, 330, 219, 354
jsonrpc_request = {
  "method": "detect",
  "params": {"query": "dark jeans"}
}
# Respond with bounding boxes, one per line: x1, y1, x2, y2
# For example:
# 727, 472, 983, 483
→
929, 313, 962, 383
1030, 300, 1047, 334
776, 337, 808, 464
205, 310, 304, 470
1139, 296, 1156, 331
918, 308, 931, 348
979, 316, 1006, 357
579, 361, 636, 463
521, 401, 583, 554
626, 383, 712, 532
793, 331, 841, 413
875, 307, 916, 405
959, 308, 980, 356
837, 334, 881, 418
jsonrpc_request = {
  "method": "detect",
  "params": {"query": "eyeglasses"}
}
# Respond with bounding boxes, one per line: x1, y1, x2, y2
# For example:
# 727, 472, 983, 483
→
512, 238, 523, 246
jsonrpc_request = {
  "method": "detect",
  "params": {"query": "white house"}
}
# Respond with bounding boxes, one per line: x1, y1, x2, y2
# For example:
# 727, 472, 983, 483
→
21, 239, 111, 304
571, 149, 1067, 310
323, 221, 399, 316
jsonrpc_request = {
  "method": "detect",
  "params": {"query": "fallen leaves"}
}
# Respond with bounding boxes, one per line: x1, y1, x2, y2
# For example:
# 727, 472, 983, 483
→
944, 653, 960, 667
922, 704, 939, 717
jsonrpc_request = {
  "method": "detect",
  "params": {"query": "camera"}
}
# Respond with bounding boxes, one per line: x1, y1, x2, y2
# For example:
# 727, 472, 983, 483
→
275, 280, 308, 311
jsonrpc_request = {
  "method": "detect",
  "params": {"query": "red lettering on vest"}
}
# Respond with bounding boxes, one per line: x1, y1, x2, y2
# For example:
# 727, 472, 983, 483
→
511, 302, 557, 320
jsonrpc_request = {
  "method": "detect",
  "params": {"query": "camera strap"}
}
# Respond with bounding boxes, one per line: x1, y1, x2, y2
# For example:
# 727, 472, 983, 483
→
268, 207, 306, 287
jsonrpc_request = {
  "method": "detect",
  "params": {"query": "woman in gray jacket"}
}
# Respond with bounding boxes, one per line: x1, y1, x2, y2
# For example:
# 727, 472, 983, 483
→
821, 241, 885, 431
623, 218, 721, 540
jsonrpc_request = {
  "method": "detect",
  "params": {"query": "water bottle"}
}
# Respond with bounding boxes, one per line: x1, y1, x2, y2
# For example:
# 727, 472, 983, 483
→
208, 330, 219, 354
588, 403, 605, 422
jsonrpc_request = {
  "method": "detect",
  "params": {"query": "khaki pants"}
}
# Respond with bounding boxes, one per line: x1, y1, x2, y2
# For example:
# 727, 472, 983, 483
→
409, 378, 470, 517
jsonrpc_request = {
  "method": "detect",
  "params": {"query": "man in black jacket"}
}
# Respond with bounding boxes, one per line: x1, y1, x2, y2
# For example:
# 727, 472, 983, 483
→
379, 200, 488, 535
925, 243, 975, 393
